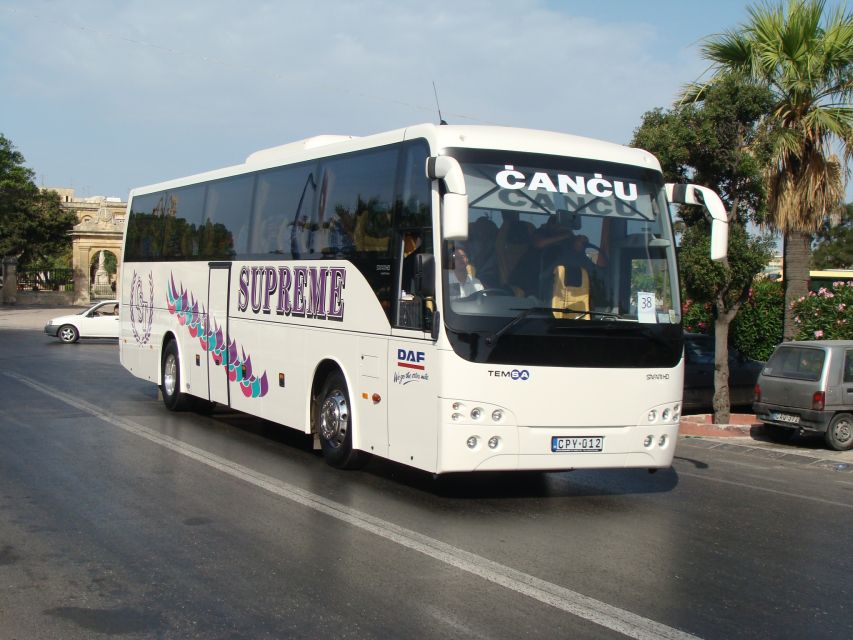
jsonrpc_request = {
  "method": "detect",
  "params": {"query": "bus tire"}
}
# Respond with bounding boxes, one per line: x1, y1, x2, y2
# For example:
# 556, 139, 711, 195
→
161, 340, 192, 411
316, 371, 367, 470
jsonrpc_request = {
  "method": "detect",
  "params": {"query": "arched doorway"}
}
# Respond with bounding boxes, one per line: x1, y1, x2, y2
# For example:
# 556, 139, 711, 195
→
90, 249, 118, 299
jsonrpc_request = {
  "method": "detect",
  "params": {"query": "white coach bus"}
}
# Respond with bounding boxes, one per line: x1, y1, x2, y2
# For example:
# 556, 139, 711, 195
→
119, 123, 728, 473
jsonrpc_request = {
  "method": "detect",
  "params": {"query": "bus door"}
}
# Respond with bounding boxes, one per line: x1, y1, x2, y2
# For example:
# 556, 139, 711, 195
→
387, 336, 438, 469
207, 263, 231, 406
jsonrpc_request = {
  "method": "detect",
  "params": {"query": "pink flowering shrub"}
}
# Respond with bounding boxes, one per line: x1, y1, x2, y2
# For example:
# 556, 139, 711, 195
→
791, 281, 853, 340
682, 297, 712, 334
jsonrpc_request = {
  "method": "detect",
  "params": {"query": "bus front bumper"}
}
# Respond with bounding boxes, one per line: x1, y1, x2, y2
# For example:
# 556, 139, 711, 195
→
436, 423, 680, 473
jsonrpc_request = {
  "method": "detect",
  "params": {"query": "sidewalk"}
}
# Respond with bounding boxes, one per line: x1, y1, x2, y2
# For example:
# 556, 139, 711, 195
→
680, 413, 853, 469
0, 304, 85, 330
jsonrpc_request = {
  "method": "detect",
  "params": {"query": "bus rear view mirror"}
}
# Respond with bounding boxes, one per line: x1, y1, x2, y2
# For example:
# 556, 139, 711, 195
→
666, 183, 729, 261
427, 156, 469, 241
442, 193, 469, 241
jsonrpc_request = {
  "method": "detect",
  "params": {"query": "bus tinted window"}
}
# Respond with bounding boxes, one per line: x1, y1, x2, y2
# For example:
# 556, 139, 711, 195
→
397, 141, 431, 229
125, 192, 166, 261
251, 162, 319, 258
162, 184, 206, 260
202, 174, 255, 259
319, 147, 398, 257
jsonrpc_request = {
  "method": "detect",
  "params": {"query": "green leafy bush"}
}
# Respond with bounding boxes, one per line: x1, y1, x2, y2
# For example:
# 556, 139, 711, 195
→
731, 279, 784, 360
791, 280, 853, 340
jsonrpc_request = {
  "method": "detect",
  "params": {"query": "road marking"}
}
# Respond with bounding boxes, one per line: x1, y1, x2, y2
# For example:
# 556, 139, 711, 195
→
4, 371, 698, 640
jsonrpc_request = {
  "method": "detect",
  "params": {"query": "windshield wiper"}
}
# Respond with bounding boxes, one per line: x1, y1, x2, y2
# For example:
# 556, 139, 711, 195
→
485, 307, 615, 345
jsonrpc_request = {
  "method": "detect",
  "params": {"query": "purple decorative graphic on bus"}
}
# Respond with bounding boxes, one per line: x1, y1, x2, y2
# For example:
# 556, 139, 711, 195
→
166, 274, 269, 399
129, 270, 154, 345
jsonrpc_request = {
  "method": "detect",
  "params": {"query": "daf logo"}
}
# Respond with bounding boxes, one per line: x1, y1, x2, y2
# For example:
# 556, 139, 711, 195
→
488, 369, 530, 381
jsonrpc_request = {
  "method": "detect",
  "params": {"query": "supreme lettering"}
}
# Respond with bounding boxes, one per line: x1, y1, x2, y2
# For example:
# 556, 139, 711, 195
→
238, 265, 346, 321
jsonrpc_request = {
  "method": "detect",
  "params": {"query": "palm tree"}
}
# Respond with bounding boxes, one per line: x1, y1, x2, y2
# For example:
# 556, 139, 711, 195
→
685, 0, 853, 340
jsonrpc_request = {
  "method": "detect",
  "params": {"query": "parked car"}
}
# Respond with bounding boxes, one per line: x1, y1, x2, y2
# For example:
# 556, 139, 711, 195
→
753, 340, 853, 451
44, 300, 120, 343
682, 333, 764, 412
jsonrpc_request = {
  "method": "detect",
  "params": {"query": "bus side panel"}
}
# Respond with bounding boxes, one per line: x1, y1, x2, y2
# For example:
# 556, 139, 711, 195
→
121, 263, 213, 397
225, 261, 394, 452
225, 316, 308, 431
386, 337, 439, 471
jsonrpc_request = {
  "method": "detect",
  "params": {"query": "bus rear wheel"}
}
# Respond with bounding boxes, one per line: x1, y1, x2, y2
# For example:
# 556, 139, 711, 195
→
161, 340, 192, 411
315, 372, 367, 469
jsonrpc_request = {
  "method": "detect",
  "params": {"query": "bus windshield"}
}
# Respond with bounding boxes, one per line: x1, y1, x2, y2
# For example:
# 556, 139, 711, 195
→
442, 150, 680, 339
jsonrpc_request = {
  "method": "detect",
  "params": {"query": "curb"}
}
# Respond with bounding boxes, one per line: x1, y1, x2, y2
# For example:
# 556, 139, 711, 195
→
679, 414, 759, 438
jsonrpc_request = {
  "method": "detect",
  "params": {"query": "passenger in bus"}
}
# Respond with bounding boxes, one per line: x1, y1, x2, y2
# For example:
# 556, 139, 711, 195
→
448, 244, 484, 298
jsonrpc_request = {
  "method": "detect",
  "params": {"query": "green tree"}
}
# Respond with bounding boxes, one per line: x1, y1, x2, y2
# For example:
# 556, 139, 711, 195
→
633, 76, 775, 423
686, 0, 853, 340
0, 133, 77, 268
812, 202, 853, 268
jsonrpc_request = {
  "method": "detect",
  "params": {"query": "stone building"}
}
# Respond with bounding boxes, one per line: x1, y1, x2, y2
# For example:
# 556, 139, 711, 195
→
55, 188, 127, 305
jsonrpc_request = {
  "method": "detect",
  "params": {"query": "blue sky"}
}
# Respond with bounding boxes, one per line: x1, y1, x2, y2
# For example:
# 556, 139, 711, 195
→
1, 0, 850, 201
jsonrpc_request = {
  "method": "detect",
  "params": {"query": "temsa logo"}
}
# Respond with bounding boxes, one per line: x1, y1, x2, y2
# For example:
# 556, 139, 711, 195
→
488, 369, 530, 381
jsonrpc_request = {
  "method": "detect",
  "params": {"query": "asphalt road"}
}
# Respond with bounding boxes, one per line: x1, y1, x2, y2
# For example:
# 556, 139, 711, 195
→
1, 308, 852, 639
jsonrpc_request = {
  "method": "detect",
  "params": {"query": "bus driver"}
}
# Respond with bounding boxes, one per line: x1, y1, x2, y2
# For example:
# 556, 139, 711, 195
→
448, 245, 484, 298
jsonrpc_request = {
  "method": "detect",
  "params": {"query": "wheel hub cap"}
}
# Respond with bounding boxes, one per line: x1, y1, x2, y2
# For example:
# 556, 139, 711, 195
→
835, 420, 852, 444
164, 354, 177, 397
320, 390, 348, 448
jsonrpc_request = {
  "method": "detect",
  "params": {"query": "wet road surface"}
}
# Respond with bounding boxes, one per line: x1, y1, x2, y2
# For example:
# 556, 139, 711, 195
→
1, 314, 851, 639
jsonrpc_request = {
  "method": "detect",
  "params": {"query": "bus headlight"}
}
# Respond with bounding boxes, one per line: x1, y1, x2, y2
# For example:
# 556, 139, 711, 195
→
644, 435, 654, 448
491, 409, 503, 422
466, 436, 479, 449
488, 436, 501, 449
471, 407, 483, 421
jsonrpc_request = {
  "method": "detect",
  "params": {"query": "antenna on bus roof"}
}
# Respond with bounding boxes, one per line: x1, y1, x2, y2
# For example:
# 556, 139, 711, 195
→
432, 81, 448, 125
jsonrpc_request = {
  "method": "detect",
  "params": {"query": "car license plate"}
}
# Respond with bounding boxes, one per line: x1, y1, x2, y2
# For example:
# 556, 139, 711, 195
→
551, 436, 604, 452
771, 412, 801, 425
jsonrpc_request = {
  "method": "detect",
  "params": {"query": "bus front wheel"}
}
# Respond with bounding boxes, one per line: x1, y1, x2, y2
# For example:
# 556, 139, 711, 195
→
161, 340, 192, 411
316, 372, 367, 470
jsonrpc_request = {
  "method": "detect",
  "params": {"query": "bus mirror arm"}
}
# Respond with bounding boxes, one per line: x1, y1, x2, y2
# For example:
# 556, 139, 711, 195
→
666, 183, 729, 261
427, 156, 469, 241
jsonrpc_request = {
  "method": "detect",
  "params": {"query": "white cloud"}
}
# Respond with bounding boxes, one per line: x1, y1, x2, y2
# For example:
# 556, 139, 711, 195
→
2, 0, 704, 196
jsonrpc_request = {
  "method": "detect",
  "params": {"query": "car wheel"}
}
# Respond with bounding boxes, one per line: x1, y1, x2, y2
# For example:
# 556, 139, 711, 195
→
58, 324, 79, 344
762, 423, 796, 443
315, 371, 367, 469
825, 413, 853, 451
161, 340, 192, 411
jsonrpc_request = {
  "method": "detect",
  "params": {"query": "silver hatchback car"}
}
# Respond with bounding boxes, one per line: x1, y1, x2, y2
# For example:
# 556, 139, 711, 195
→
753, 340, 853, 451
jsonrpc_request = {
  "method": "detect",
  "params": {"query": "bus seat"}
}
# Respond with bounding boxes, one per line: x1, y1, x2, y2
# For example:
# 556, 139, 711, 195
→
551, 265, 589, 319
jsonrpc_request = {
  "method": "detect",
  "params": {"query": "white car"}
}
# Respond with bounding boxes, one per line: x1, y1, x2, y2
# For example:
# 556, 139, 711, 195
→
44, 300, 120, 343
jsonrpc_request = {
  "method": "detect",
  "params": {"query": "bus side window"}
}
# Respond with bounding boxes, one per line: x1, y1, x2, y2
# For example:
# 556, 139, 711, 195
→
251, 163, 318, 258
202, 174, 255, 260
163, 184, 205, 260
